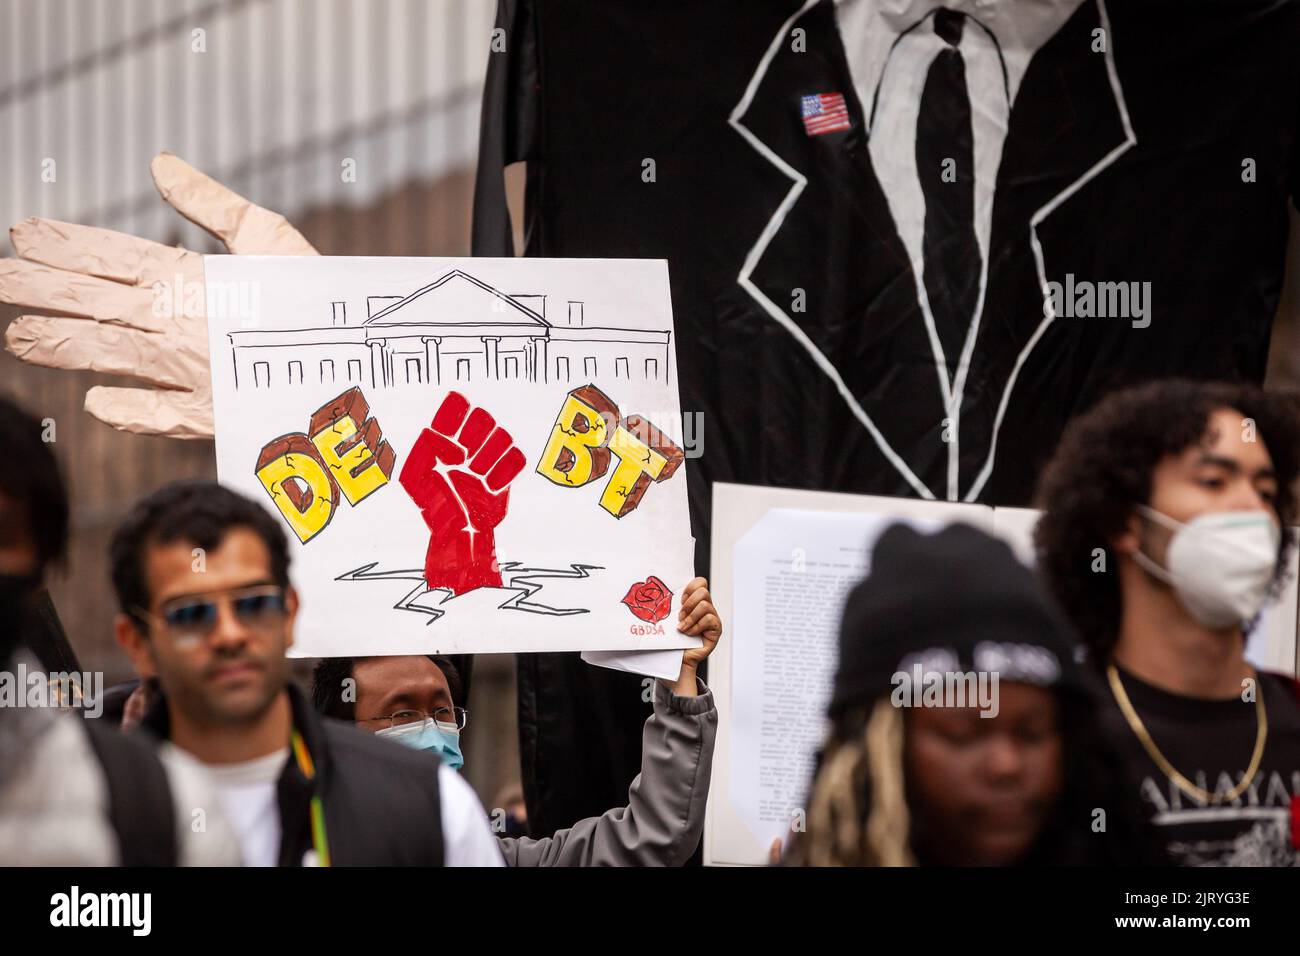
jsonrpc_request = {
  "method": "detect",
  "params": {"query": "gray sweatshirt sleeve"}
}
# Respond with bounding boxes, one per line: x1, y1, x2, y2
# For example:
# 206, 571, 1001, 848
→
496, 677, 717, 867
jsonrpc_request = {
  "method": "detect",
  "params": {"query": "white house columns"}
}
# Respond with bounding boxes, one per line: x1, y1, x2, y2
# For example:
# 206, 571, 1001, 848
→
424, 336, 441, 386
369, 339, 386, 388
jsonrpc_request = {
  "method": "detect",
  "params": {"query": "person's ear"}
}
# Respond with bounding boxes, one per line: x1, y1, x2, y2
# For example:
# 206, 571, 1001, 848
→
1111, 510, 1142, 558
114, 612, 157, 679
283, 586, 299, 652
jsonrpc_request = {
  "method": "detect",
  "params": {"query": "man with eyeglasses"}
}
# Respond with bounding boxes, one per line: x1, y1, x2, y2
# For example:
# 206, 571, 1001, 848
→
314, 655, 469, 771
111, 480, 503, 866
311, 577, 722, 866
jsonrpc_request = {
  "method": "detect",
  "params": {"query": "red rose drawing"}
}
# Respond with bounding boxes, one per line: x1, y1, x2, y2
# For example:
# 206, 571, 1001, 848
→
621, 576, 673, 624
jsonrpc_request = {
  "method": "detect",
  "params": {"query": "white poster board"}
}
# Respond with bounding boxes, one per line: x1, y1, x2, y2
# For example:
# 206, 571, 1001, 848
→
703, 482, 1299, 867
204, 256, 701, 659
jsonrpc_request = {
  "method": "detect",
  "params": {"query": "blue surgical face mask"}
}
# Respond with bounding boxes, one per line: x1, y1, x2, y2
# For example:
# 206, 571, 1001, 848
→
376, 718, 464, 771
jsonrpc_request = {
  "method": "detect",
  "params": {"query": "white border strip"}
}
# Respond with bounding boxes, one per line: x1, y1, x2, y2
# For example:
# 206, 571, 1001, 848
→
729, 0, 936, 500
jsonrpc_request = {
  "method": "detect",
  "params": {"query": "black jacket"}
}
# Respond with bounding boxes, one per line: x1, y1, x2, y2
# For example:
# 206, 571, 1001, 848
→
143, 683, 444, 866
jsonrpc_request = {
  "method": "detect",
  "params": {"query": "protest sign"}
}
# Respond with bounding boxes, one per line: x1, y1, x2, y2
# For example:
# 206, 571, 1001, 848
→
204, 255, 700, 657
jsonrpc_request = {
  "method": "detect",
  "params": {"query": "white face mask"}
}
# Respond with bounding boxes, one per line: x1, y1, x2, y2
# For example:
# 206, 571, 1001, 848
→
1132, 506, 1281, 629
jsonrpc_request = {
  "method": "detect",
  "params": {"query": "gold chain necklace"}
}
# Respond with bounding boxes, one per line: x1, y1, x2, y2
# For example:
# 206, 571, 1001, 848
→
1106, 663, 1267, 805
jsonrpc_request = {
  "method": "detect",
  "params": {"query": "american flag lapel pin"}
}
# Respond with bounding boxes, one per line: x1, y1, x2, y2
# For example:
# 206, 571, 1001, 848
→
801, 92, 851, 136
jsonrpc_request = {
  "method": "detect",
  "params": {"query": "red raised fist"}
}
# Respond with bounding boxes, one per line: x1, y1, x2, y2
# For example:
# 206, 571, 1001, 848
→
399, 392, 527, 594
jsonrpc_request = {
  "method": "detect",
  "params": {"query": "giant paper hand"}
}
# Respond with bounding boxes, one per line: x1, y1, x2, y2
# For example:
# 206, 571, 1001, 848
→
0, 152, 316, 438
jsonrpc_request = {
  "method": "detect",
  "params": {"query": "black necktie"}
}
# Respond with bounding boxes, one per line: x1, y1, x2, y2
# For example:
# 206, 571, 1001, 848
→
916, 8, 982, 383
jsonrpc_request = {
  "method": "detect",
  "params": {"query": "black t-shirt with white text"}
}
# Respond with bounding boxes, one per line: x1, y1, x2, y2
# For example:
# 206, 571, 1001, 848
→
1098, 667, 1300, 866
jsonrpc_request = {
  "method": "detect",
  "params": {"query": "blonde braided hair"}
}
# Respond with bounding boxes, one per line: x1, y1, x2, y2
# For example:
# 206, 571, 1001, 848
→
787, 699, 914, 867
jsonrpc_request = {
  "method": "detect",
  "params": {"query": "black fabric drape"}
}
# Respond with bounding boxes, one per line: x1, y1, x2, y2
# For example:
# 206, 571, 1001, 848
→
472, 0, 1300, 838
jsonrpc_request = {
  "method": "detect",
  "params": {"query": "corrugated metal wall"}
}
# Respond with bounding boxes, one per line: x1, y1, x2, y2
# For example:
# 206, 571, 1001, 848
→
2, 0, 491, 245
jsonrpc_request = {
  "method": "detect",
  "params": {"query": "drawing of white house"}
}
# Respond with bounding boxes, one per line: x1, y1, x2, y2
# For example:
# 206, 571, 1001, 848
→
227, 270, 673, 392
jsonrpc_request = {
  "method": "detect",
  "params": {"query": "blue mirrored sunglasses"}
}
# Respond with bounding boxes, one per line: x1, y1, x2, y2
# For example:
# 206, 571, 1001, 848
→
148, 585, 288, 637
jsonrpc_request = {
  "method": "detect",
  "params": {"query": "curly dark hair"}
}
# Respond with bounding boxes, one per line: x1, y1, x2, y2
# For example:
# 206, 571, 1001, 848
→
110, 480, 291, 624
1034, 379, 1300, 664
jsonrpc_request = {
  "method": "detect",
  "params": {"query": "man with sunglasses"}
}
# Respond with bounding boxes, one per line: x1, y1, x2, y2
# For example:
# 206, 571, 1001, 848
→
112, 480, 503, 866
311, 577, 722, 866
